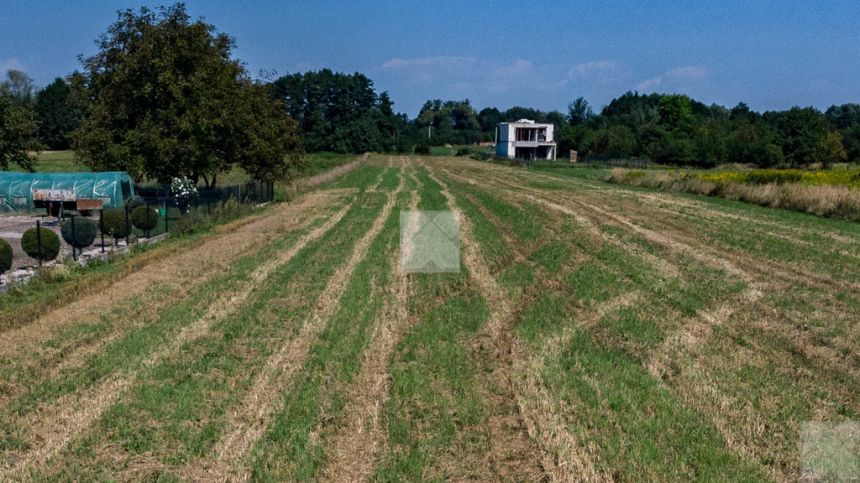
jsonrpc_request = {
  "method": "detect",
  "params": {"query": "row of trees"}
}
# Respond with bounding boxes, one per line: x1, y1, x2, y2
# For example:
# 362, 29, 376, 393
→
406, 94, 858, 168
2, 3, 858, 178
556, 93, 855, 168
270, 70, 408, 153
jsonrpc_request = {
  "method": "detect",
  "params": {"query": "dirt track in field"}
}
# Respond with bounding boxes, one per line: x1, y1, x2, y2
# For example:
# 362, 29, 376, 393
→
431, 157, 859, 480
2, 155, 858, 481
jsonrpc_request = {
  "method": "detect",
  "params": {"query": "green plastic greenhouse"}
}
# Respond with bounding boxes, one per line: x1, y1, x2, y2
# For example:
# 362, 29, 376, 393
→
0, 172, 135, 213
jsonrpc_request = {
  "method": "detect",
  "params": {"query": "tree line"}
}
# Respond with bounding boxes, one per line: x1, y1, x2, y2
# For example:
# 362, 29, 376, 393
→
2, 3, 858, 182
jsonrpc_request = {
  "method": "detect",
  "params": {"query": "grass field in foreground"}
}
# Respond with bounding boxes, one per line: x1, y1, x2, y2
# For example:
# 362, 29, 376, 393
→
0, 154, 857, 481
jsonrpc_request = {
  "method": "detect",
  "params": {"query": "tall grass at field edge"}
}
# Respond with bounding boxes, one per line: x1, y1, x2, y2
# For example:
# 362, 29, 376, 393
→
609, 168, 860, 220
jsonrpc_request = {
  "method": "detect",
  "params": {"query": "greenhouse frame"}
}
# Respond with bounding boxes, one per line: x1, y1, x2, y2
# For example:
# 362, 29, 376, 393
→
0, 172, 135, 213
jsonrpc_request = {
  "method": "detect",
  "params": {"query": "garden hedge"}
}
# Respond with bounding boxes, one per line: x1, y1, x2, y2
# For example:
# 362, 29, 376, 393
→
21, 227, 60, 262
103, 208, 130, 240
61, 217, 98, 249
131, 205, 159, 232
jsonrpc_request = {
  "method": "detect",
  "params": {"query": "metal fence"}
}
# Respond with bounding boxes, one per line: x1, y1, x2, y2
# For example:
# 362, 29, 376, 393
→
135, 179, 276, 206
2, 179, 275, 271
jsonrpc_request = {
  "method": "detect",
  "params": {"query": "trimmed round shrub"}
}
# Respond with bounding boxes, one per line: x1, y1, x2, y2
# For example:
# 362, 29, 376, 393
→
61, 217, 98, 249
131, 205, 159, 232
21, 227, 60, 262
0, 238, 12, 274
102, 208, 130, 240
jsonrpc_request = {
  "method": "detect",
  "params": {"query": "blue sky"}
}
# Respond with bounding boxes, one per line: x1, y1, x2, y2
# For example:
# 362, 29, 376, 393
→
2, 0, 859, 117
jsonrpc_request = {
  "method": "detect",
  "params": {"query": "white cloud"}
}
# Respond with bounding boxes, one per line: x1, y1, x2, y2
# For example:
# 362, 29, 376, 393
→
377, 56, 541, 94
568, 60, 618, 78
494, 59, 532, 77
666, 66, 707, 80
372, 55, 625, 114
380, 56, 476, 70
636, 66, 708, 92
636, 76, 663, 91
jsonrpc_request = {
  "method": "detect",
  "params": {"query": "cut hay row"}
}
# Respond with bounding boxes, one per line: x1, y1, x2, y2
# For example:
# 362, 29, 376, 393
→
426, 168, 548, 480
183, 174, 403, 481
321, 178, 420, 481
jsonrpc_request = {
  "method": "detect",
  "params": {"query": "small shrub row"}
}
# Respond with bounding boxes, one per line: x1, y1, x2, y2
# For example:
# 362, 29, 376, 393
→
21, 227, 61, 262
0, 198, 260, 278
61, 217, 98, 249
131, 205, 159, 232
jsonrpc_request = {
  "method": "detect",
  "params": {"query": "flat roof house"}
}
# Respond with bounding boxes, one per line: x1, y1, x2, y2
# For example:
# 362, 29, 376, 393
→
496, 119, 557, 160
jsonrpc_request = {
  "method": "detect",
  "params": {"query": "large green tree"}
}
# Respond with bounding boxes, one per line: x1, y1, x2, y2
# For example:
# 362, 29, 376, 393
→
271, 69, 401, 153
73, 4, 299, 184
0, 91, 40, 171
35, 78, 83, 150
772, 107, 828, 167
1, 70, 35, 106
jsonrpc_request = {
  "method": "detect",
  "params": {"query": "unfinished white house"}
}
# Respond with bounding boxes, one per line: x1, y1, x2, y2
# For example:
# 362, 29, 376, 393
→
496, 119, 557, 160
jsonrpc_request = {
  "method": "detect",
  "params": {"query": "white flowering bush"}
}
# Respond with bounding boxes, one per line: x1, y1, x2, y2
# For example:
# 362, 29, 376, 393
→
170, 176, 199, 206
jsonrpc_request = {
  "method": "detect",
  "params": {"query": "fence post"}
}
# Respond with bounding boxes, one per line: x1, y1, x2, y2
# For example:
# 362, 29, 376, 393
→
164, 202, 168, 233
145, 202, 151, 238
100, 210, 105, 253
124, 204, 130, 247
71, 215, 77, 262
36, 219, 42, 267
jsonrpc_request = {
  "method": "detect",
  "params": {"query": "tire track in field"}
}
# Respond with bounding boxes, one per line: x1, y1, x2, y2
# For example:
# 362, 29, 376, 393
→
441, 166, 681, 280
526, 166, 860, 249
465, 162, 859, 335
183, 174, 404, 482
288, 154, 367, 192
438, 169, 618, 481
435, 167, 628, 481
544, 190, 860, 375
366, 164, 387, 191
452, 164, 772, 478
426, 167, 550, 482
470, 163, 858, 478
0, 197, 356, 479
321, 172, 420, 481
483, 163, 860, 282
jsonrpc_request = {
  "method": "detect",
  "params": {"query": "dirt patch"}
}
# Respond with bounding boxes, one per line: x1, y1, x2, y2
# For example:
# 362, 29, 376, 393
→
0, 196, 356, 479
182, 175, 404, 482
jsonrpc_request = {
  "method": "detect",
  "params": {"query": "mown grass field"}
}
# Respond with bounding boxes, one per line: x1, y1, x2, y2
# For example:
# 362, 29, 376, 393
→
0, 155, 858, 481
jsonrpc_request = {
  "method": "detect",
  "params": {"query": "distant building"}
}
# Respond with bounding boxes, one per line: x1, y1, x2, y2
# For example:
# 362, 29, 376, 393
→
495, 119, 556, 160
